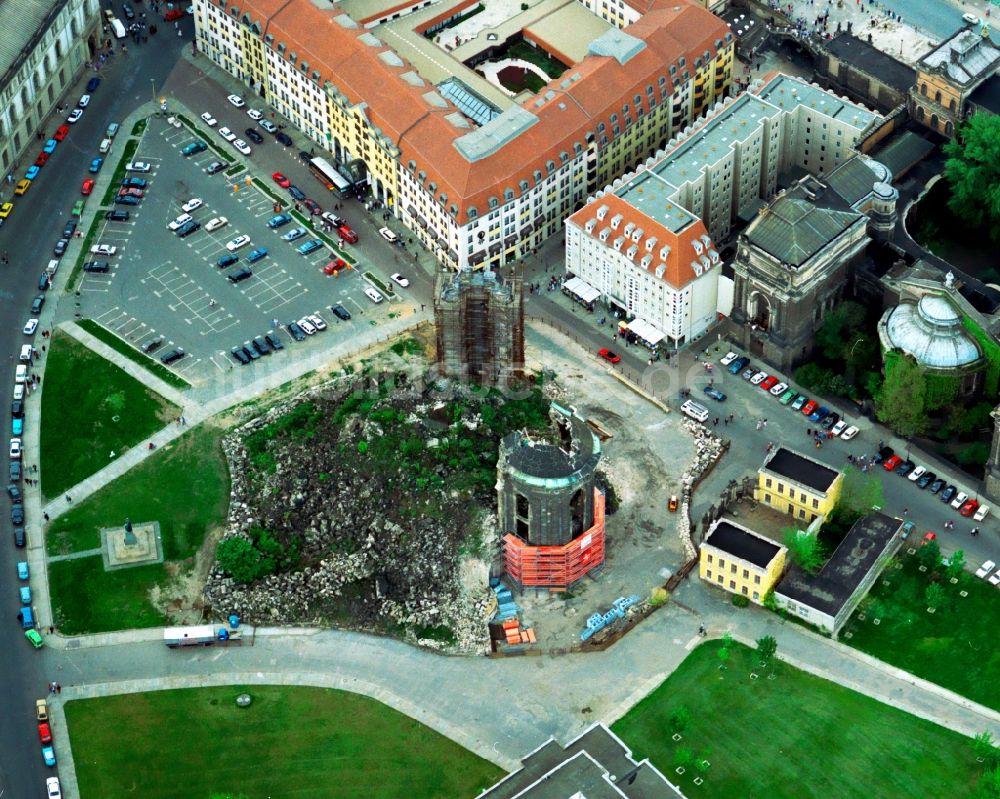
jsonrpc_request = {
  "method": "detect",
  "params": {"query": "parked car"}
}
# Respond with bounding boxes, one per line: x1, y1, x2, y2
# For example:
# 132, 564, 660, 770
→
896, 460, 915, 478
287, 321, 306, 341
741, 367, 756, 380
219, 127, 238, 143
275, 132, 293, 146
282, 227, 306, 242
390, 273, 410, 288
951, 491, 970, 510
252, 336, 271, 356
227, 267, 253, 283
122, 177, 147, 189
181, 197, 203, 213
227, 94, 245, 107
168, 213, 193, 231
297, 317, 316, 335
821, 412, 840, 430
267, 213, 292, 228
265, 332, 284, 351
939, 484, 958, 503
288, 185, 306, 201
272, 171, 291, 188
260, 119, 278, 134
226, 235, 251, 251
205, 161, 225, 175
809, 406, 829, 423
791, 395, 808, 411
759, 375, 779, 391
908, 466, 927, 483
216, 253, 239, 268
768, 382, 788, 396
176, 220, 201, 238
205, 216, 228, 232
88, 157, 103, 173
106, 209, 130, 221
303, 198, 322, 215
915, 471, 936, 489
200, 111, 218, 126
181, 141, 207, 156
126, 161, 152, 172
232, 139, 251, 155
297, 238, 323, 255
114, 195, 140, 205
244, 128, 263, 144
728, 357, 749, 375
307, 314, 327, 331
330, 303, 352, 321
90, 244, 118, 256
801, 400, 818, 416
882, 454, 902, 471
928, 478, 945, 494
246, 247, 268, 263
231, 346, 252, 365
976, 560, 997, 579
160, 348, 186, 365
719, 351, 738, 366
960, 498, 980, 517
974, 504, 991, 522
703, 386, 727, 402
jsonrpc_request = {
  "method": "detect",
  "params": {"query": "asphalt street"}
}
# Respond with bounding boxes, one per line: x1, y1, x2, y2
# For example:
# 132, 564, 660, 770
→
0, 15, 191, 798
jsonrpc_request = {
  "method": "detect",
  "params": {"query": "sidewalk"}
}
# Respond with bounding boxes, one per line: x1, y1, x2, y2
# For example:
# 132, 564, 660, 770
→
43, 309, 430, 525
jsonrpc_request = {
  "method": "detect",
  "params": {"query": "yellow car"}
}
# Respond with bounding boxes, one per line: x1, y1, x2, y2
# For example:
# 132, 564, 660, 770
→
0, 202, 12, 219
14, 178, 30, 196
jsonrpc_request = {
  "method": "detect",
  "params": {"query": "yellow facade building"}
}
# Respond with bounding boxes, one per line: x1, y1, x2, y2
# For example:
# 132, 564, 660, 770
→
700, 518, 786, 604
757, 447, 842, 525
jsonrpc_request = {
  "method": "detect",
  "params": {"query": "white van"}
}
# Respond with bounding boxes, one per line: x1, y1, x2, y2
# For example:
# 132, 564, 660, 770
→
363, 287, 384, 304
99, 138, 112, 154
106, 122, 120, 139
15, 364, 28, 384
680, 400, 710, 423
46, 259, 60, 276
19, 345, 33, 362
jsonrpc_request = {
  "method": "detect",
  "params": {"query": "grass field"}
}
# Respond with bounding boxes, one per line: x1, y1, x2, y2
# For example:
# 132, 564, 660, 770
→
612, 642, 981, 799
47, 425, 230, 634
66, 686, 504, 799
77, 319, 191, 389
843, 552, 1000, 711
40, 333, 180, 498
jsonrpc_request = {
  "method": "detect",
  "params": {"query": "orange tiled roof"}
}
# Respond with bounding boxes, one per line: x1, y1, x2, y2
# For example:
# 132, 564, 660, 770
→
568, 192, 713, 289
231, 0, 731, 223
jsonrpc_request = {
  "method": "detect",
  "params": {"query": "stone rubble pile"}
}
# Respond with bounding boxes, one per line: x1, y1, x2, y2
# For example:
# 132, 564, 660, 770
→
677, 420, 726, 560
203, 375, 505, 653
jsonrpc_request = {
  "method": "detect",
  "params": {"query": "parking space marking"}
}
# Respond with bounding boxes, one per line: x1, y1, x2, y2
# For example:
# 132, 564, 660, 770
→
145, 264, 239, 334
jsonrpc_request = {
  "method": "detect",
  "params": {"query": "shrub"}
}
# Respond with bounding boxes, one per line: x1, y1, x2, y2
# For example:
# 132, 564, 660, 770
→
216, 537, 266, 584
731, 594, 750, 608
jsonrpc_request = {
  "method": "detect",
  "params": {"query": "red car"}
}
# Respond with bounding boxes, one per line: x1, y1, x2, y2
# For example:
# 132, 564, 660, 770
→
760, 375, 779, 391
53, 124, 70, 141
38, 722, 52, 744
35, 152, 49, 167
922, 531, 937, 546
118, 187, 144, 198
960, 499, 980, 517
598, 348, 621, 364
81, 179, 95, 195
801, 400, 817, 416
164, 8, 184, 20
271, 171, 290, 188
882, 454, 902, 471
323, 258, 348, 275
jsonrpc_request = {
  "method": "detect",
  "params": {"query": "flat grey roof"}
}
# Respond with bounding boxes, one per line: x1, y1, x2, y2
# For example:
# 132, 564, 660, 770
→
764, 447, 840, 493
756, 74, 878, 131
823, 33, 915, 93
649, 92, 782, 192
705, 520, 781, 569
527, 2, 613, 65
615, 171, 701, 235
776, 512, 901, 615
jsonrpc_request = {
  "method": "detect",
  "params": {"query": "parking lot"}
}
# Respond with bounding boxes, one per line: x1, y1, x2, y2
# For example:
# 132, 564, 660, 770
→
76, 116, 399, 383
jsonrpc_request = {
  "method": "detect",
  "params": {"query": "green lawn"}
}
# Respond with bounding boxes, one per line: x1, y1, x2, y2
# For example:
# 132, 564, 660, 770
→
612, 642, 981, 799
40, 333, 180, 497
77, 319, 191, 390
843, 552, 1000, 711
47, 425, 230, 634
66, 686, 504, 799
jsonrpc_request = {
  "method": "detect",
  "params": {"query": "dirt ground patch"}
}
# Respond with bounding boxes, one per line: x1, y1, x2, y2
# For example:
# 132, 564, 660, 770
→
516, 322, 700, 649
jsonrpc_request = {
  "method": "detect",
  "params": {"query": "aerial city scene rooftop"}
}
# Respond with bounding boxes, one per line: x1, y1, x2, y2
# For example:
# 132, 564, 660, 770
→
2, 0, 1000, 796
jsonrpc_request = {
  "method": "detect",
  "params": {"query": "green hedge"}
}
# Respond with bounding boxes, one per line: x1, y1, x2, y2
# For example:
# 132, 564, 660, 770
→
962, 314, 1000, 398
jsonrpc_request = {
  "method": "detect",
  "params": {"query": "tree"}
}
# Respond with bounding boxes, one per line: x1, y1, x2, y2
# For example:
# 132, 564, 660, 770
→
794, 363, 836, 394
694, 749, 712, 776
943, 114, 1000, 239
674, 747, 694, 770
925, 582, 947, 610
945, 549, 967, 582
840, 466, 884, 516
976, 765, 1000, 799
756, 635, 778, 666
974, 732, 1000, 768
215, 537, 265, 583
958, 442, 991, 468
815, 301, 867, 360
783, 529, 827, 572
875, 354, 928, 437
668, 706, 691, 735
717, 646, 729, 669
916, 539, 942, 571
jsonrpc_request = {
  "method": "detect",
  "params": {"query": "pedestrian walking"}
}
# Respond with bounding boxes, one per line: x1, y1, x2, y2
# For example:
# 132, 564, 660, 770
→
43, 513, 49, 521
65, 495, 72, 503
902, 507, 908, 517
698, 624, 706, 636
55, 683, 61, 695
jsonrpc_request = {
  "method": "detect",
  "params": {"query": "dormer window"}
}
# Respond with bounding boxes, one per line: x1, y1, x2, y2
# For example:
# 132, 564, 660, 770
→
640, 254, 652, 269
626, 244, 638, 259
585, 219, 596, 233
655, 263, 666, 278
519, 180, 529, 192
692, 239, 704, 255
645, 236, 657, 251
429, 181, 437, 192
599, 229, 610, 242
624, 222, 635, 236
659, 245, 671, 260
596, 204, 609, 221
488, 196, 499, 209
610, 213, 623, 229
613, 236, 626, 251
504, 188, 514, 201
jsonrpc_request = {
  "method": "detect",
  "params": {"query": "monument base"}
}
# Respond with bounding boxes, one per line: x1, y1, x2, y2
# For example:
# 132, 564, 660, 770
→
101, 521, 164, 570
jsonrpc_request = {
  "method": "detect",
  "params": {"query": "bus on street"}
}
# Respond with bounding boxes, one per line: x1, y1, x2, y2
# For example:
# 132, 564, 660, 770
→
309, 156, 351, 199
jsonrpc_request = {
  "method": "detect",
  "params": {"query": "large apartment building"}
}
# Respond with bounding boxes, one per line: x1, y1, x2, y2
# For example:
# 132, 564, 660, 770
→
564, 73, 880, 348
0, 0, 102, 176
193, 0, 734, 270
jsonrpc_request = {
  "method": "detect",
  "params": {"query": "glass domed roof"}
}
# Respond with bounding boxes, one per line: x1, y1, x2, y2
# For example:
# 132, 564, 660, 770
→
883, 295, 981, 368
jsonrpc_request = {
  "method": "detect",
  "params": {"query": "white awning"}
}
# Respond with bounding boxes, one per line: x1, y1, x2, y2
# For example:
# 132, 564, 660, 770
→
627, 318, 666, 346
564, 276, 600, 304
